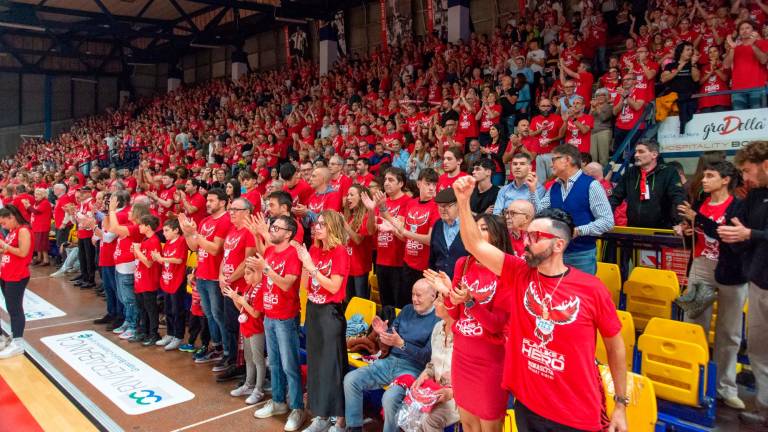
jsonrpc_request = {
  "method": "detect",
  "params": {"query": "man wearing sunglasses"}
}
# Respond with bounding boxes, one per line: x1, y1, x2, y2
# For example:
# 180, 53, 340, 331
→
452, 175, 628, 432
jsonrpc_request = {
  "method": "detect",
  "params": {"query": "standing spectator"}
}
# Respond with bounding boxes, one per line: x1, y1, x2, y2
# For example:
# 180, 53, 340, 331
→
537, 144, 614, 274
724, 20, 768, 110
530, 98, 564, 182
476, 93, 502, 146
294, 210, 350, 432
498, 75, 519, 135
428, 188, 467, 280
660, 42, 701, 134
560, 96, 594, 155
469, 159, 499, 215
609, 142, 686, 229
718, 141, 768, 426
437, 147, 469, 192
698, 46, 732, 113
589, 88, 614, 166
131, 215, 162, 345
74, 187, 97, 288
0, 205, 33, 359
153, 218, 188, 351
612, 75, 647, 154
493, 153, 543, 215
29, 188, 52, 266
52, 183, 73, 261
342, 184, 375, 300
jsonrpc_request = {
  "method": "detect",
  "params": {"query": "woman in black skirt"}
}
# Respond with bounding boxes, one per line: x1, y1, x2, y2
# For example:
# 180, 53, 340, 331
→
293, 210, 350, 431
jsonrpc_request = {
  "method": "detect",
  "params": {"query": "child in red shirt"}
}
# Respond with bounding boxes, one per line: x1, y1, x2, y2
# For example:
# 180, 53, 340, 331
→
152, 218, 188, 350
178, 274, 212, 355
132, 214, 162, 345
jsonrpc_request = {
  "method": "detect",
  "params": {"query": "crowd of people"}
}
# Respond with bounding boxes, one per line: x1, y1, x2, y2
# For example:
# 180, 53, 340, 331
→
0, 0, 767, 430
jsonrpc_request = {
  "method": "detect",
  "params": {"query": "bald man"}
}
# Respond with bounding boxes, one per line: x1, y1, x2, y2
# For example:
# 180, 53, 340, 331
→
505, 199, 535, 257
340, 278, 439, 432
304, 167, 343, 223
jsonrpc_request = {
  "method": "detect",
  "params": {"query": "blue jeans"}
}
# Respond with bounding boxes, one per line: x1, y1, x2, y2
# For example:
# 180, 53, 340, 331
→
101, 266, 122, 318
732, 90, 764, 110
115, 272, 137, 329
195, 278, 224, 348
264, 316, 304, 409
343, 355, 423, 431
564, 247, 597, 275
504, 115, 517, 135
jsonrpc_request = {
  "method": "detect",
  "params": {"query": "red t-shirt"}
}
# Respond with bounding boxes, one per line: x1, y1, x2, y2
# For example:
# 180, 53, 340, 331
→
402, 199, 440, 270
446, 257, 508, 346
284, 179, 314, 207
195, 212, 233, 280
437, 171, 469, 192
134, 234, 161, 293
184, 192, 207, 225
500, 254, 621, 431
30, 199, 52, 233
613, 89, 646, 130
456, 108, 479, 142
307, 245, 349, 304
75, 198, 95, 239
376, 194, 411, 267
222, 226, 256, 293
13, 193, 34, 223
0, 226, 32, 282
113, 208, 139, 265
242, 189, 263, 213
731, 40, 768, 90
346, 213, 373, 277
693, 196, 732, 260
307, 189, 343, 215
355, 173, 375, 187
53, 194, 73, 228
530, 114, 564, 154
156, 186, 177, 225
240, 283, 265, 337
262, 245, 302, 319
564, 114, 594, 154
479, 104, 502, 132
160, 237, 188, 294
632, 61, 659, 101
699, 64, 731, 109
329, 174, 353, 198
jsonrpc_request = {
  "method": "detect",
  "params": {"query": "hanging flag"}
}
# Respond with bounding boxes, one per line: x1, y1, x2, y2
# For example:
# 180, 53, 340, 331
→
283, 25, 291, 66
426, 0, 434, 34
379, 0, 388, 50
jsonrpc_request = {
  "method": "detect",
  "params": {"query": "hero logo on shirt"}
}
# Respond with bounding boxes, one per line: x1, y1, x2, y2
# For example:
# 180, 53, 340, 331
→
263, 260, 286, 309
308, 199, 325, 214
455, 278, 497, 337
223, 233, 242, 260
523, 282, 580, 346
308, 259, 333, 304
406, 210, 430, 233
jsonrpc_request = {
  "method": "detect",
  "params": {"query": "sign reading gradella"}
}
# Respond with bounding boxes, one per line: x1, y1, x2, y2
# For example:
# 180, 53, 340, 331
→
0, 289, 66, 321
41, 330, 194, 415
658, 108, 768, 153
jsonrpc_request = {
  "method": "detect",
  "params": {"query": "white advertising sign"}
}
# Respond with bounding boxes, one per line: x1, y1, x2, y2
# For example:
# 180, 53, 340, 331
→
0, 289, 66, 320
658, 108, 768, 153
41, 330, 194, 415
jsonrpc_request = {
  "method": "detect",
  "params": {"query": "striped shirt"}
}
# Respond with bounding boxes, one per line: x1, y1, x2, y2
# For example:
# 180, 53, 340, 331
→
535, 170, 614, 237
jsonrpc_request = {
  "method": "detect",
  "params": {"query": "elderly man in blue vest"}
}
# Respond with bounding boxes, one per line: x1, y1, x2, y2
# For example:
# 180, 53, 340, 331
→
534, 144, 614, 274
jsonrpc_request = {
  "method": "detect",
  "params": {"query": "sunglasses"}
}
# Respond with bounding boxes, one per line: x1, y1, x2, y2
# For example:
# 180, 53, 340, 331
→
526, 230, 560, 243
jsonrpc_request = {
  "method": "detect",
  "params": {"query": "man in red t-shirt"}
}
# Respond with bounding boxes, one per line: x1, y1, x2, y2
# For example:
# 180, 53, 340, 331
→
530, 99, 565, 182
147, 170, 177, 226
724, 20, 768, 109
180, 188, 233, 364
437, 147, 469, 192
328, 155, 353, 198
355, 159, 375, 186
281, 163, 313, 208
612, 75, 647, 152
451, 175, 628, 432
178, 179, 207, 225
384, 168, 440, 307
241, 170, 263, 213
559, 97, 594, 154
303, 167, 343, 225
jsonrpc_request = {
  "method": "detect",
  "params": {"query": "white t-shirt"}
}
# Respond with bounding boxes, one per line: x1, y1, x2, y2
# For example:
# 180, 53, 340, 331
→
526, 49, 546, 73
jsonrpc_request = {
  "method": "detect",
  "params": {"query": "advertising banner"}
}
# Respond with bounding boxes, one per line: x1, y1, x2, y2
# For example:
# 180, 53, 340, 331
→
658, 108, 768, 154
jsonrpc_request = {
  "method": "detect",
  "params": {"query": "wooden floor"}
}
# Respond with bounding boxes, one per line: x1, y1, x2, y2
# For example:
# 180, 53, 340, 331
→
0, 266, 764, 432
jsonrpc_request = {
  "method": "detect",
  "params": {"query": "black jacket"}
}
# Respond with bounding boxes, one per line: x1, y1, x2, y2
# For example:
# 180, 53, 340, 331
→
609, 163, 686, 228
685, 197, 747, 285
731, 187, 768, 290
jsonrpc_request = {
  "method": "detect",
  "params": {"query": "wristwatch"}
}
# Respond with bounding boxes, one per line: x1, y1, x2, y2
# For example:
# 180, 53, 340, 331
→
613, 394, 630, 406
263, 266, 271, 274
464, 299, 476, 309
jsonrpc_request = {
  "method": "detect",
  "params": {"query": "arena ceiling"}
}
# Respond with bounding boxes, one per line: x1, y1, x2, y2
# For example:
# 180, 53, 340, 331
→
0, 0, 345, 75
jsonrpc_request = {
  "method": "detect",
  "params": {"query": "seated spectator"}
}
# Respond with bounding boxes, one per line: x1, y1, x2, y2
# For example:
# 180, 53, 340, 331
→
339, 279, 440, 432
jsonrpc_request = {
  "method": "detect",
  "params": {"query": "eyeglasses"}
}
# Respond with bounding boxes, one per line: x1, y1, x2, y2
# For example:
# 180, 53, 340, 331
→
551, 155, 564, 162
525, 230, 560, 243
228, 207, 249, 212
269, 224, 290, 233
504, 209, 527, 217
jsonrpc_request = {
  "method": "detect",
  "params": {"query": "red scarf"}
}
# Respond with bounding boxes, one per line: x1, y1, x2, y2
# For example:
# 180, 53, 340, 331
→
639, 169, 650, 201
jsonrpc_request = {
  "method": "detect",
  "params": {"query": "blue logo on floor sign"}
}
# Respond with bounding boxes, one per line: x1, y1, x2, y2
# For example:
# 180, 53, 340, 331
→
129, 389, 163, 405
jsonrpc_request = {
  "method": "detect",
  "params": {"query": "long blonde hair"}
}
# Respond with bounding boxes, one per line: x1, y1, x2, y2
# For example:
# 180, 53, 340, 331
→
343, 184, 370, 233
315, 210, 348, 250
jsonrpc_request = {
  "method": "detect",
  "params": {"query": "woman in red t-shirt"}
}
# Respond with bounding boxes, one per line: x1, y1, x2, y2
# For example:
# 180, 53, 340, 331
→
29, 188, 52, 266
295, 210, 350, 427
152, 218, 188, 350
698, 46, 731, 113
424, 214, 513, 429
223, 264, 266, 405
342, 184, 374, 301
0, 205, 33, 359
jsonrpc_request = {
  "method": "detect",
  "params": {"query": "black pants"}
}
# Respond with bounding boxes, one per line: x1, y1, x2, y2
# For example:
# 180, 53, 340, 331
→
345, 275, 370, 303
1, 278, 28, 338
306, 302, 347, 417
136, 291, 159, 338
77, 238, 97, 283
399, 264, 423, 308
188, 315, 210, 347
514, 401, 593, 432
375, 265, 402, 307
223, 297, 241, 362
163, 283, 188, 339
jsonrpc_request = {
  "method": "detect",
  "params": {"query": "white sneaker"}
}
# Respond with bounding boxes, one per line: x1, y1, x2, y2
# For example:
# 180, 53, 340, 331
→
254, 400, 289, 419
155, 335, 173, 346
118, 329, 135, 340
112, 323, 128, 334
0, 339, 24, 359
246, 389, 265, 405
51, 270, 65, 277
0, 334, 9, 350
285, 409, 306, 432
231, 384, 255, 397
164, 337, 182, 351
302, 416, 331, 432
721, 394, 746, 410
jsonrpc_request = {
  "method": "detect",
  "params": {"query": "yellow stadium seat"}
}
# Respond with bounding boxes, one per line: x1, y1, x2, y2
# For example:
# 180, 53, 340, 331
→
186, 251, 197, 268
299, 287, 308, 325
596, 310, 635, 369
596, 262, 622, 307
600, 364, 658, 432
503, 409, 517, 432
395, 308, 401, 316
637, 318, 708, 407
623, 267, 680, 331
368, 270, 378, 292
708, 301, 718, 346
345, 297, 377, 324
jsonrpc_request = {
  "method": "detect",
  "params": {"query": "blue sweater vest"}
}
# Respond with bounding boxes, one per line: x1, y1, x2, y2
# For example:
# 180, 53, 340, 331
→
550, 174, 597, 253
